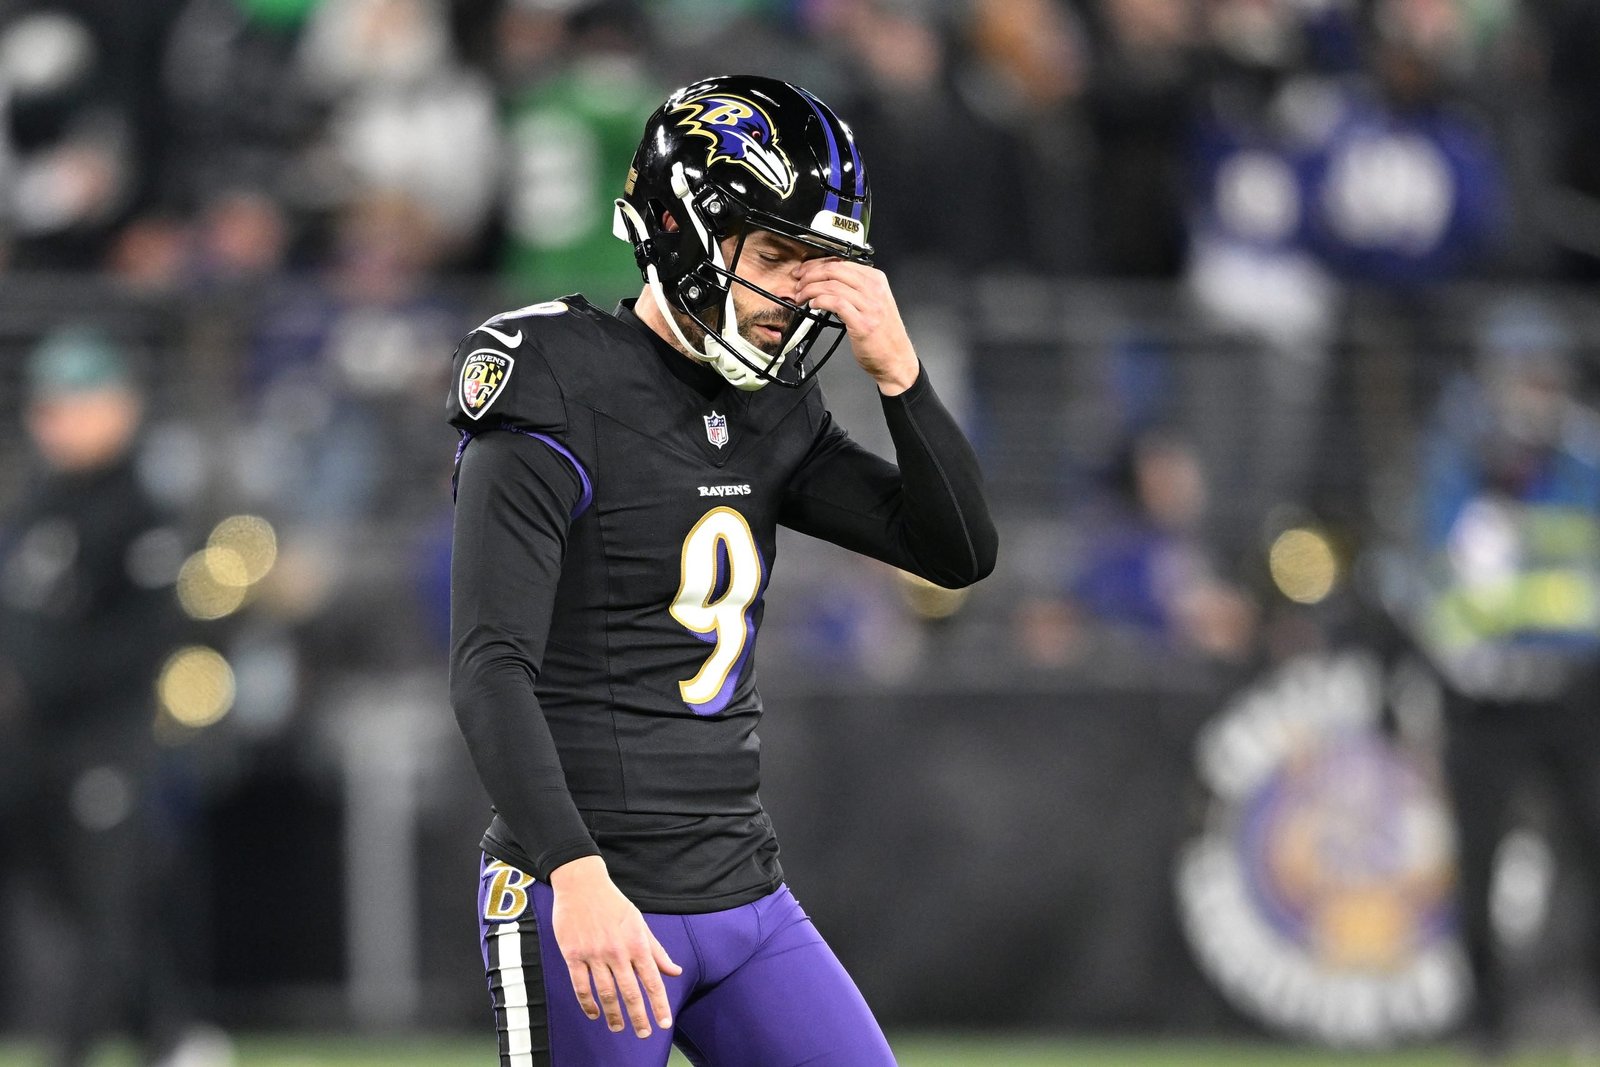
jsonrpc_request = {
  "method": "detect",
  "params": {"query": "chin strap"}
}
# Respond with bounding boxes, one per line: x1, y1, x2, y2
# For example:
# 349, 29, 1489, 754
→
713, 286, 780, 391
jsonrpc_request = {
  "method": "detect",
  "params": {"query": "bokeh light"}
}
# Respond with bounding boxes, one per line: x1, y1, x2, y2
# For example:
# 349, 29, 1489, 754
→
208, 514, 278, 584
1269, 527, 1340, 605
175, 516, 280, 619
202, 545, 250, 587
157, 645, 236, 728
176, 549, 248, 619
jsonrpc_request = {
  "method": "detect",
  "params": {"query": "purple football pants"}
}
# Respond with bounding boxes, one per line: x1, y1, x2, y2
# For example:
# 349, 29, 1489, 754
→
477, 856, 897, 1067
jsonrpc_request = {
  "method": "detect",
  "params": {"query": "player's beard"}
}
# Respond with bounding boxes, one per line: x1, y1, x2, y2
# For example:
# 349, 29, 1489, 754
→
673, 294, 796, 359
738, 307, 794, 357
727, 279, 798, 357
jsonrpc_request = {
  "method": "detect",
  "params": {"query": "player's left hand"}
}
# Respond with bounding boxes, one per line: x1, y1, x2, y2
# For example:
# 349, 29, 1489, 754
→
793, 259, 920, 396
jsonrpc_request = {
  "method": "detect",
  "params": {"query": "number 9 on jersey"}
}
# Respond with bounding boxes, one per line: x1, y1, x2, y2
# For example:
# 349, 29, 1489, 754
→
670, 507, 764, 714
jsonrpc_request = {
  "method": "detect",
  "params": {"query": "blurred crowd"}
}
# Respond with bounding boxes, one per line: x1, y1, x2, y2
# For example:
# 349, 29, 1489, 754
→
1, 0, 1598, 293
7, 0, 1600, 1053
2, 0, 1596, 582
1, 4, 1599, 770
0, 0, 1598, 753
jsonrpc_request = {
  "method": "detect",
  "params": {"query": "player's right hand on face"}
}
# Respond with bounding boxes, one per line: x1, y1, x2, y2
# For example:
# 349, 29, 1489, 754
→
549, 855, 682, 1038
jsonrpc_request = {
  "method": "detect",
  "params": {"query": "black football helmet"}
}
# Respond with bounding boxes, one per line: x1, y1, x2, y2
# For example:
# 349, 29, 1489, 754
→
612, 74, 873, 390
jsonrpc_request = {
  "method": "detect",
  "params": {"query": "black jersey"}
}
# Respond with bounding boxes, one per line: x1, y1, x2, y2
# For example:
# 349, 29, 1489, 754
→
448, 297, 995, 912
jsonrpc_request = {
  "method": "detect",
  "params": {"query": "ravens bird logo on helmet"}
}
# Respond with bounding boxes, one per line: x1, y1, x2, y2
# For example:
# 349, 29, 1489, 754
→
671, 94, 797, 199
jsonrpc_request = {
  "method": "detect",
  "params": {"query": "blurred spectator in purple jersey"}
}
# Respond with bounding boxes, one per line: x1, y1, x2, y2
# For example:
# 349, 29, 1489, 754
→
1185, 0, 1349, 346
1181, 0, 1352, 545
1068, 429, 1257, 664
1304, 0, 1505, 288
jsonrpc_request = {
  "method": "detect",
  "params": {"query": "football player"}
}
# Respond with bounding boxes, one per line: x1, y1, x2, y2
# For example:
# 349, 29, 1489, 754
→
449, 74, 997, 1066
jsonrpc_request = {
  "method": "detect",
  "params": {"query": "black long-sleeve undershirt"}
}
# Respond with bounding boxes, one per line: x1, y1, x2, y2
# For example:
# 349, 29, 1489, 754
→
780, 367, 997, 588
450, 432, 595, 878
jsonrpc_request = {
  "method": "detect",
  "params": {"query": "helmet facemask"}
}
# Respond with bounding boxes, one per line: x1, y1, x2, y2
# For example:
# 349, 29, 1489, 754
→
614, 162, 869, 391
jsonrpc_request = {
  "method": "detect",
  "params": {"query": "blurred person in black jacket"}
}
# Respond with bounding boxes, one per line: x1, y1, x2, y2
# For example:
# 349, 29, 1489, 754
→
0, 329, 211, 1067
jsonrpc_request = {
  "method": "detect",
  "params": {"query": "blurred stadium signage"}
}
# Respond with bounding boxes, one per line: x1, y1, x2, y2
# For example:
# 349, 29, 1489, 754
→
1176, 651, 1468, 1046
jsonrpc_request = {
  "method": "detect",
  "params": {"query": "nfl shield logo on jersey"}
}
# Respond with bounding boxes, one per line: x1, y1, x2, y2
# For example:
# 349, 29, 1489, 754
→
703, 411, 730, 449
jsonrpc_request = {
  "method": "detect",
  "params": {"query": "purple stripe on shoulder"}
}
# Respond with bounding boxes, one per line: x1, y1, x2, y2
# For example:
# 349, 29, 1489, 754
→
451, 431, 474, 502
452, 430, 594, 520
514, 430, 594, 520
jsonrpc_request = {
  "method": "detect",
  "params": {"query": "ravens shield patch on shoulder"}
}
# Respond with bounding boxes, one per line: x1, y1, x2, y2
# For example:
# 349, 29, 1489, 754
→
460, 349, 513, 420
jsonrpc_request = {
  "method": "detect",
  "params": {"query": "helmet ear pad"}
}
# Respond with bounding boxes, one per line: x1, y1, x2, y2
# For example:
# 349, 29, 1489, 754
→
657, 197, 741, 316
634, 200, 691, 284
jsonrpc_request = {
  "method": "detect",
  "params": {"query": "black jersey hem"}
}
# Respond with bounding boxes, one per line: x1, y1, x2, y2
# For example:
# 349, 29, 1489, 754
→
482, 805, 787, 916
623, 875, 784, 915
479, 831, 784, 915
479, 831, 545, 884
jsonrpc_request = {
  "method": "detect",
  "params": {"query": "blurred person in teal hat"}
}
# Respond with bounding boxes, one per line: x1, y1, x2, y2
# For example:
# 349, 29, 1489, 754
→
0, 328, 227, 1067
23, 327, 144, 472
